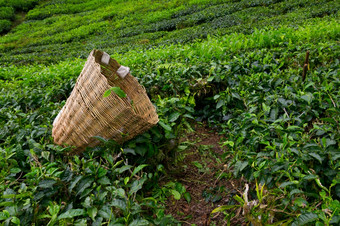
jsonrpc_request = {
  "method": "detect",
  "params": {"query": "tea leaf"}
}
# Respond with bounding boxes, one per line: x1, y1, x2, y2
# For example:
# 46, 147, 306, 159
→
216, 100, 224, 109
38, 180, 56, 189
170, 190, 181, 200
103, 89, 111, 98
76, 177, 94, 196
308, 153, 323, 164
111, 199, 127, 212
158, 121, 172, 131
11, 217, 20, 225
129, 219, 149, 226
169, 112, 181, 122
98, 177, 111, 185
111, 87, 127, 98
88, 207, 97, 221
279, 181, 298, 188
131, 164, 148, 178
292, 213, 318, 226
212, 205, 237, 213
69, 176, 83, 193
58, 209, 86, 219
129, 177, 146, 195
183, 192, 191, 203
192, 161, 203, 169
0, 210, 10, 220
117, 165, 133, 174
103, 87, 127, 98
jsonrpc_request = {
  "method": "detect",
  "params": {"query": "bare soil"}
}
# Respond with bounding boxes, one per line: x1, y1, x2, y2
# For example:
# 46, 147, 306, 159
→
161, 123, 248, 225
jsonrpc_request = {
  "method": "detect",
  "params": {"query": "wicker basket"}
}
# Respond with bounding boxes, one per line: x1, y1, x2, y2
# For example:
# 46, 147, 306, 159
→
52, 49, 158, 151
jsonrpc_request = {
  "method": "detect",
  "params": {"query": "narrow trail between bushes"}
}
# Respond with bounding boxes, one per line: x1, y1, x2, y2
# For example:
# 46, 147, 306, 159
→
11, 12, 26, 30
161, 123, 247, 225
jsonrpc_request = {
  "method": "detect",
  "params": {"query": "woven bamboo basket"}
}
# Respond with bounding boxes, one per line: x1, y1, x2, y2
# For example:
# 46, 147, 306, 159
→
52, 49, 158, 151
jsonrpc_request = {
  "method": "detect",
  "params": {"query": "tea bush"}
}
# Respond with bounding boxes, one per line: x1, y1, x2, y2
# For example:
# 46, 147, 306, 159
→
0, 19, 11, 33
0, 0, 339, 224
0, 7, 14, 20
0, 0, 40, 35
1, 0, 338, 64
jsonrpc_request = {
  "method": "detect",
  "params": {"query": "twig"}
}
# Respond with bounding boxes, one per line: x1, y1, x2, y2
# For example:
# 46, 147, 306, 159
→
180, 220, 193, 225
211, 212, 221, 219
179, 178, 208, 185
315, 201, 323, 209
271, 208, 298, 216
327, 92, 337, 108
283, 107, 289, 118
214, 166, 227, 186
31, 154, 42, 168
113, 152, 122, 161
302, 50, 310, 82
9, 171, 23, 186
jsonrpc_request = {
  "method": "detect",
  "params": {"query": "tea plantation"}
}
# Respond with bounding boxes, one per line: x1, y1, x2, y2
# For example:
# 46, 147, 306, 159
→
0, 0, 339, 225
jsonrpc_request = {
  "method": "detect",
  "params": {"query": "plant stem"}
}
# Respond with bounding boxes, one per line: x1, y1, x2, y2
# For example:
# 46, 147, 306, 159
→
302, 50, 310, 82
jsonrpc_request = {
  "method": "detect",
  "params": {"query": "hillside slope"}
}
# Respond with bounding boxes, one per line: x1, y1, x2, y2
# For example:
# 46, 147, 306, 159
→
0, 0, 339, 64
0, 0, 339, 225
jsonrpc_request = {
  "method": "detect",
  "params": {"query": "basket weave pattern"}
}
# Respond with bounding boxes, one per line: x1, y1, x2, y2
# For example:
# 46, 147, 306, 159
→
52, 50, 158, 150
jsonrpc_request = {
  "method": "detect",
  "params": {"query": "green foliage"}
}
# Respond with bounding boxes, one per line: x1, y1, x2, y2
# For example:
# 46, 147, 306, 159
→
0, 7, 14, 20
0, 0, 40, 35
1, 0, 339, 64
103, 87, 127, 98
0, 0, 339, 224
0, 19, 11, 33
3, 0, 40, 11
0, 146, 177, 224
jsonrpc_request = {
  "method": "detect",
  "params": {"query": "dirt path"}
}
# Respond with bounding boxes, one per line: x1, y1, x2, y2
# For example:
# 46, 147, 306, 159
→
162, 123, 247, 225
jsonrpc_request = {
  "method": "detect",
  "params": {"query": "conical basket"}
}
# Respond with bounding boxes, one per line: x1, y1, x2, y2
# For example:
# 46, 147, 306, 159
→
52, 49, 158, 151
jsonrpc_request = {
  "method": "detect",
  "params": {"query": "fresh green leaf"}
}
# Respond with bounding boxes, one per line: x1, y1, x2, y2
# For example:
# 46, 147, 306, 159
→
117, 165, 133, 174
168, 112, 181, 122
76, 177, 94, 196
300, 94, 313, 103
303, 174, 318, 180
38, 180, 57, 189
111, 87, 127, 98
0, 210, 10, 220
129, 177, 146, 195
98, 177, 111, 185
216, 99, 224, 109
192, 161, 203, 169
290, 189, 303, 197
111, 199, 127, 212
158, 121, 172, 131
103, 87, 127, 98
212, 205, 237, 213
69, 176, 83, 193
11, 217, 20, 225
131, 164, 148, 178
183, 192, 191, 203
103, 89, 112, 98
129, 219, 149, 226
170, 190, 181, 200
115, 188, 126, 198
124, 177, 130, 185
123, 148, 136, 155
308, 153, 323, 164
294, 197, 308, 207
58, 209, 86, 219
93, 136, 108, 143
0, 202, 13, 207
325, 139, 336, 147
279, 181, 298, 188
87, 207, 97, 221
292, 213, 318, 226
